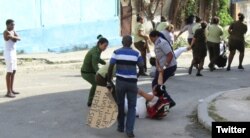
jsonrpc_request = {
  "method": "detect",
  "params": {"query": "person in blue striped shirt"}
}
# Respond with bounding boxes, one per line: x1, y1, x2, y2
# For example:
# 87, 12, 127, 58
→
107, 35, 144, 138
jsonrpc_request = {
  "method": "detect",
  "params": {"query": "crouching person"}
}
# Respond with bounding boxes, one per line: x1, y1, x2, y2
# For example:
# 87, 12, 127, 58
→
95, 63, 117, 102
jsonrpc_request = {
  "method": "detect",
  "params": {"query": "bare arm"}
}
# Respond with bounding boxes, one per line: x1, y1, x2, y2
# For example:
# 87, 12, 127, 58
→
176, 25, 187, 38
177, 31, 184, 38
3, 31, 11, 41
138, 88, 154, 101
158, 71, 163, 85
156, 58, 163, 71
4, 31, 21, 41
156, 58, 163, 85
165, 52, 173, 67
13, 31, 21, 40
228, 24, 233, 34
107, 64, 115, 83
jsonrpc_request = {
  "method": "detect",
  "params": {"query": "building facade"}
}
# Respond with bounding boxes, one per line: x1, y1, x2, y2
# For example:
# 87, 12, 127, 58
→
0, 0, 120, 53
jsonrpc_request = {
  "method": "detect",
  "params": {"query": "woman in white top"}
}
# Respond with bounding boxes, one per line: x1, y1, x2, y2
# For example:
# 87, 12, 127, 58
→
176, 15, 195, 45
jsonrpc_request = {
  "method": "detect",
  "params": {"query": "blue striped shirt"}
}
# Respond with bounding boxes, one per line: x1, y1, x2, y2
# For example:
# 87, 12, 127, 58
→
110, 47, 144, 82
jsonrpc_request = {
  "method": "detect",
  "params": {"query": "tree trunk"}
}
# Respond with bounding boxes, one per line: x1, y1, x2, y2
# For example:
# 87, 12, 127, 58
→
199, 0, 212, 22
169, 0, 188, 29
168, 0, 180, 24
212, 0, 219, 17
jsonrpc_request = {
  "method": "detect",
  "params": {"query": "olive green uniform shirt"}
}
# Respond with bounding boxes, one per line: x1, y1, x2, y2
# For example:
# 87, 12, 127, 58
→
156, 22, 169, 32
134, 23, 145, 43
207, 24, 223, 43
81, 46, 106, 73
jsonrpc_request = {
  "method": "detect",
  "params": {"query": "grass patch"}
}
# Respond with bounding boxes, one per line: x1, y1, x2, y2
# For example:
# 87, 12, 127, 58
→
208, 101, 228, 122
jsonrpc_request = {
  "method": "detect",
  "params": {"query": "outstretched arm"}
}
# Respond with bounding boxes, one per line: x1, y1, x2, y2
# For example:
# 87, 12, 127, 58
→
176, 25, 187, 39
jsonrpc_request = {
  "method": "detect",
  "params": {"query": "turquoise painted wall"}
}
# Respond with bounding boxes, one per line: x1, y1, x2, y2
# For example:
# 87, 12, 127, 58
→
0, 0, 121, 53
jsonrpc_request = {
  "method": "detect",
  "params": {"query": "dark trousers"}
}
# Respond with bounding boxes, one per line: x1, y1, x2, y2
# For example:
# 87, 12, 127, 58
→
95, 73, 117, 103
116, 79, 137, 133
207, 41, 220, 68
152, 65, 177, 88
134, 41, 147, 72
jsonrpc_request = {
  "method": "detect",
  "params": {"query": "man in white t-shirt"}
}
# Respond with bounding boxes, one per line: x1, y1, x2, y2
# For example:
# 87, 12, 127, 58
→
3, 19, 21, 98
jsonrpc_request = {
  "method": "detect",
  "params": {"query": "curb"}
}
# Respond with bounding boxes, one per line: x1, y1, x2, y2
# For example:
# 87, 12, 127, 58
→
197, 88, 250, 131
197, 92, 224, 131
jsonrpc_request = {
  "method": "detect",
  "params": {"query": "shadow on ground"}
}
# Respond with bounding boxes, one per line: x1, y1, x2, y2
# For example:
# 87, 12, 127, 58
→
0, 65, 250, 138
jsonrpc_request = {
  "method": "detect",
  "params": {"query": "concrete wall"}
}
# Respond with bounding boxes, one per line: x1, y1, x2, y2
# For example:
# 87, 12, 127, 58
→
0, 0, 120, 53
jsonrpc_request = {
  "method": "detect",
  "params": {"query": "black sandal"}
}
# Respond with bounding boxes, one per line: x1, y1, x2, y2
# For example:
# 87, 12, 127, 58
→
12, 91, 20, 95
5, 93, 16, 98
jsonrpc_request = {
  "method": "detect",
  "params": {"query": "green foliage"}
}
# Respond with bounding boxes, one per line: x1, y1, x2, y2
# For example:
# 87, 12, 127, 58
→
245, 34, 250, 48
173, 37, 188, 50
218, 0, 233, 26
185, 0, 197, 17
222, 26, 230, 42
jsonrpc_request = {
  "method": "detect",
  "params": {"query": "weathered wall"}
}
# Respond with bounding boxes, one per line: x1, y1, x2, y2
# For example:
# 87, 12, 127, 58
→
0, 0, 120, 53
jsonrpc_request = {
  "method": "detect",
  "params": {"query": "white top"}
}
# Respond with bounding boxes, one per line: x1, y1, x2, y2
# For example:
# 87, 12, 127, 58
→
161, 30, 174, 45
180, 24, 195, 38
4, 30, 17, 61
125, 92, 158, 118
220, 41, 226, 55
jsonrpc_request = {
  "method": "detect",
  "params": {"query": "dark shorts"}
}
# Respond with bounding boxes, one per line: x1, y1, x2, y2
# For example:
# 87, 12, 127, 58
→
192, 44, 207, 63
228, 39, 245, 52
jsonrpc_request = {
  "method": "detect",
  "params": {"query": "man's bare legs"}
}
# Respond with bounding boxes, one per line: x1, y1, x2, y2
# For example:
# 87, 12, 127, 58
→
11, 70, 19, 94
5, 70, 18, 98
6, 72, 15, 98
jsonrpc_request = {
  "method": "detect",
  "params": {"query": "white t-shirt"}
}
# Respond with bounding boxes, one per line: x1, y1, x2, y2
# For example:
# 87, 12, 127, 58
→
4, 30, 17, 61
180, 24, 195, 39
125, 92, 158, 118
